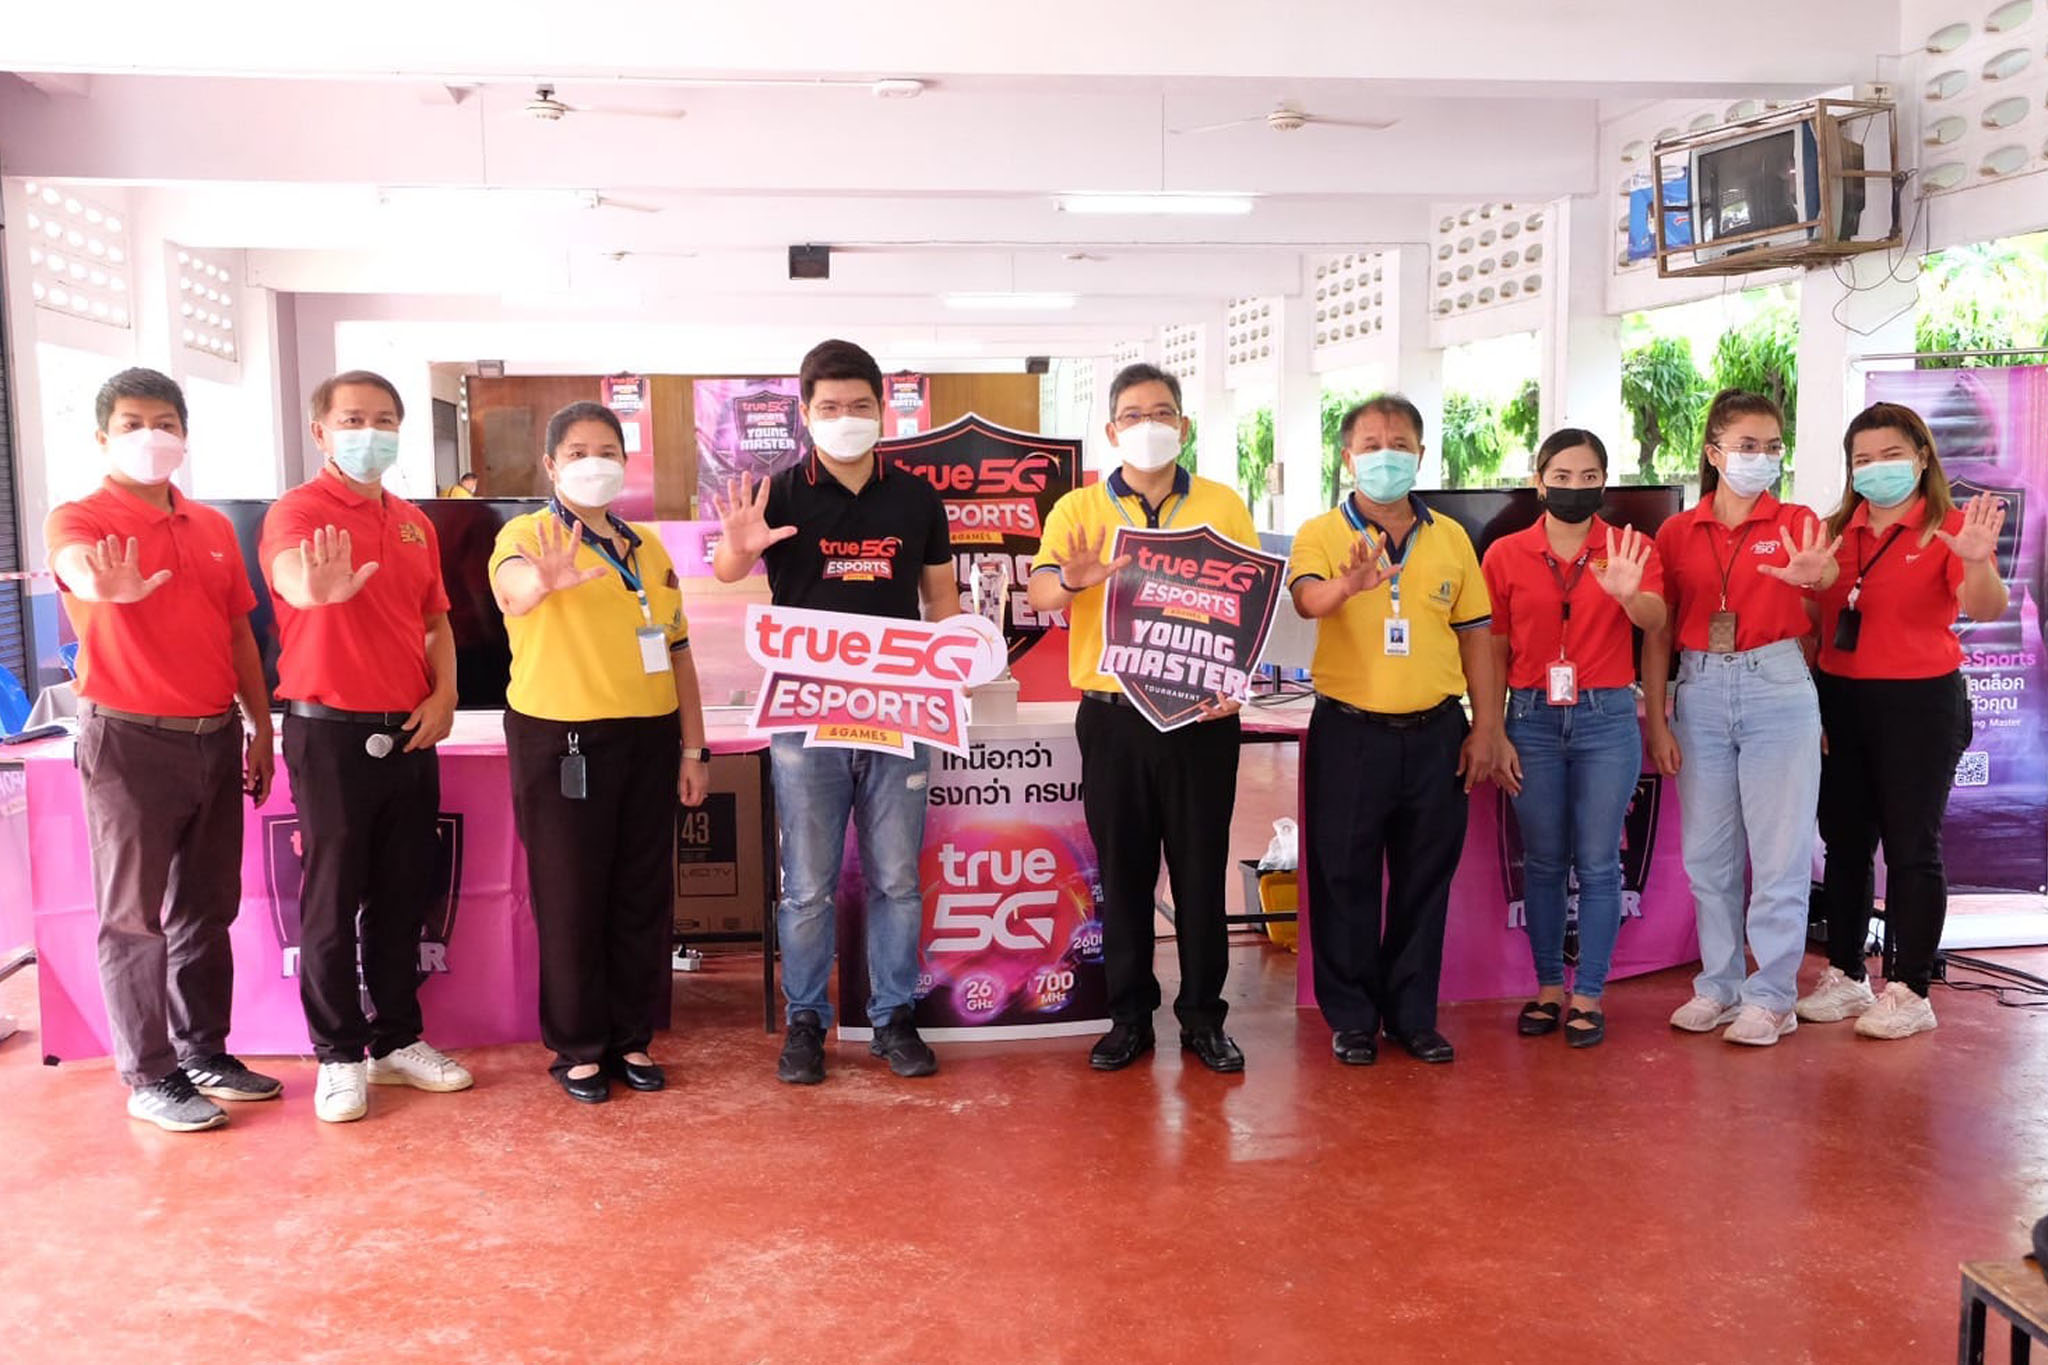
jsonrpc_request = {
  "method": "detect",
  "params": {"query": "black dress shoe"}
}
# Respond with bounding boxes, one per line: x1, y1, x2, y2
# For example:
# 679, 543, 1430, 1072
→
1180, 1027, 1246, 1074
778, 1010, 827, 1086
559, 1068, 610, 1104
1393, 1028, 1456, 1063
1332, 1029, 1378, 1065
869, 1007, 938, 1078
1089, 1020, 1155, 1071
610, 1056, 666, 1091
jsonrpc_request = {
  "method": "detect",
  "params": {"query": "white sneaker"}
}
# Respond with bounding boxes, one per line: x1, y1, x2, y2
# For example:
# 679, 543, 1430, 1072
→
366, 1040, 474, 1093
314, 1061, 369, 1123
1855, 982, 1938, 1040
1796, 966, 1877, 1023
1669, 995, 1742, 1032
1723, 1005, 1798, 1046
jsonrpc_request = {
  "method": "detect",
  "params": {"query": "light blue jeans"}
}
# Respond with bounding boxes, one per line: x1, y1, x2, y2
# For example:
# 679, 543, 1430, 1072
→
1507, 686, 1644, 1001
1670, 639, 1821, 1012
769, 733, 931, 1028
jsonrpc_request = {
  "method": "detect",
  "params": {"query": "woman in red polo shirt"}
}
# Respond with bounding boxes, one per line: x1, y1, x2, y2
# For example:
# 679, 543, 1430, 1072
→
1485, 429, 1665, 1048
1642, 390, 1841, 1047
1796, 402, 2008, 1040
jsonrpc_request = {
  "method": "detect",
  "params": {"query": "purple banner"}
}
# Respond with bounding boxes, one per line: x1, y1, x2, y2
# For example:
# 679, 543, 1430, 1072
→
693, 378, 811, 507
1865, 366, 2048, 894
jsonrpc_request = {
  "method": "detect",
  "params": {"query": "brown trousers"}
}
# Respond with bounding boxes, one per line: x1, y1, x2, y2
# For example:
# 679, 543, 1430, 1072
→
78, 708, 246, 1087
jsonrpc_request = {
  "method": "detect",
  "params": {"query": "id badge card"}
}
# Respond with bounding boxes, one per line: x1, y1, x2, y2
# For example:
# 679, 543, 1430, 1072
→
1547, 660, 1579, 706
1383, 616, 1411, 657
637, 626, 669, 675
1707, 610, 1739, 655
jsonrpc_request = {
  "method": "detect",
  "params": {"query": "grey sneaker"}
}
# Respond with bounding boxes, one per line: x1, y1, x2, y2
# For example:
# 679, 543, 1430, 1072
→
183, 1053, 283, 1102
127, 1070, 228, 1132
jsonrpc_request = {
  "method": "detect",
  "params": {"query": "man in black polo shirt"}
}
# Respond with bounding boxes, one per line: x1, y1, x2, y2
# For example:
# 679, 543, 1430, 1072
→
712, 338, 959, 1085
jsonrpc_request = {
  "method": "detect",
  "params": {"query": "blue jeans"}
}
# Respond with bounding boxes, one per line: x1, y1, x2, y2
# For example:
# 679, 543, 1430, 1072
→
1506, 685, 1644, 1001
1670, 640, 1822, 1011
769, 734, 931, 1028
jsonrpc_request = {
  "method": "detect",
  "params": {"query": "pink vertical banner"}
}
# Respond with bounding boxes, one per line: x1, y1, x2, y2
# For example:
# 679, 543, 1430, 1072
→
603, 374, 657, 522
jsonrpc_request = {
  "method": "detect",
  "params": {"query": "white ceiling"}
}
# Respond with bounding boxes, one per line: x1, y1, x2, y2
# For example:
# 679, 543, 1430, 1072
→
0, 0, 1904, 346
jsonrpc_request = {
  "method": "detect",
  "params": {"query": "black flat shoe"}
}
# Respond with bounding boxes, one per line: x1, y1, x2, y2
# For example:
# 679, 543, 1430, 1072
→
1393, 1028, 1455, 1064
1332, 1029, 1378, 1066
1089, 1020, 1155, 1072
559, 1068, 610, 1104
611, 1056, 665, 1091
1565, 1008, 1606, 1050
1518, 1001, 1563, 1037
1180, 1027, 1245, 1074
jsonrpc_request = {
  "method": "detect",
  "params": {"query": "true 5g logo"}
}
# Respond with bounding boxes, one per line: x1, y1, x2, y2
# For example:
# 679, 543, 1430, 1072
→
928, 889, 1059, 953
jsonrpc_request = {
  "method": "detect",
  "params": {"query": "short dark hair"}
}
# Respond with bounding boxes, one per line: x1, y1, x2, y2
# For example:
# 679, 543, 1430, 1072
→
94, 367, 187, 433
309, 370, 405, 424
1339, 394, 1425, 447
798, 339, 883, 406
1697, 388, 1784, 494
1536, 427, 1610, 476
545, 400, 626, 456
1107, 363, 1183, 417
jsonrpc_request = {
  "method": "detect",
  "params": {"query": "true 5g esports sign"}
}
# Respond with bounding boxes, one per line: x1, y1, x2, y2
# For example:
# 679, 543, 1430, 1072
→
744, 603, 1009, 756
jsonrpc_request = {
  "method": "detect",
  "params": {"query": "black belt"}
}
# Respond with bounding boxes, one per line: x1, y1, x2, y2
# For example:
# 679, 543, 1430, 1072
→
86, 703, 238, 735
1081, 690, 1134, 709
1317, 695, 1461, 730
287, 701, 413, 728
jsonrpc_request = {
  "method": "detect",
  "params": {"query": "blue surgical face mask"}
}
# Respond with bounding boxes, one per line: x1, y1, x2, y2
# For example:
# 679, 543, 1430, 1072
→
1852, 458, 1920, 509
330, 428, 401, 482
1353, 450, 1420, 504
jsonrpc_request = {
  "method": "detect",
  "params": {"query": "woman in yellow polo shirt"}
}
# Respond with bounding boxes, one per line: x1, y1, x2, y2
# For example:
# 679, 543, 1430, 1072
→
490, 401, 710, 1104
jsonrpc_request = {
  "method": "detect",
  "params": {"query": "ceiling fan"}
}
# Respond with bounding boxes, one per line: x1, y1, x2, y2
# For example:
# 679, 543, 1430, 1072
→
1172, 102, 1398, 136
520, 84, 687, 123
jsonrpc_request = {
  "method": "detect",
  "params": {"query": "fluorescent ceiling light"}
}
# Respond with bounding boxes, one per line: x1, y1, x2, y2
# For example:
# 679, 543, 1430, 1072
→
942, 292, 1077, 311
1056, 193, 1255, 216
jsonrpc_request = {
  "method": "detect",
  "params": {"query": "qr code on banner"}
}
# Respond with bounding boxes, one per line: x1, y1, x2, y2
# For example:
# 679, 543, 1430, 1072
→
1955, 751, 1991, 788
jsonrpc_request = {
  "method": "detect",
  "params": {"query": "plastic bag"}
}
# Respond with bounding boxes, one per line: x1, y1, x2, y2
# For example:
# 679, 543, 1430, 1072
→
1255, 817, 1299, 873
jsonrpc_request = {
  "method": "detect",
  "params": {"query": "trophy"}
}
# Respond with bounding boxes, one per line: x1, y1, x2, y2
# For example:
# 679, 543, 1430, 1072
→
966, 557, 1019, 726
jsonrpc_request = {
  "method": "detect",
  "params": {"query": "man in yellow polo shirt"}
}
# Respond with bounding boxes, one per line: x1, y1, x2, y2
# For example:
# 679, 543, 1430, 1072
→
1289, 395, 1501, 1068
1026, 363, 1259, 1075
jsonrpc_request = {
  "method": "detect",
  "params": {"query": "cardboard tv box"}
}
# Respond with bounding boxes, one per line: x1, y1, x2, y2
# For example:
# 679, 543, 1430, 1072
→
674, 753, 771, 942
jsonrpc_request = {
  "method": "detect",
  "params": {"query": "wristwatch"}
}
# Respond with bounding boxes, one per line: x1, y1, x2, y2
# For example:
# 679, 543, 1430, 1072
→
682, 746, 712, 762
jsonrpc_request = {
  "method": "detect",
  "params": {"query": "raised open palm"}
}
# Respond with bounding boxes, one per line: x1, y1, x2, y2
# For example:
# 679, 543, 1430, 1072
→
298, 525, 379, 606
79, 534, 171, 604
530, 515, 607, 595
1936, 493, 2007, 565
1337, 530, 1398, 598
1760, 519, 1843, 589
1593, 525, 1652, 601
1050, 523, 1129, 593
707, 473, 797, 558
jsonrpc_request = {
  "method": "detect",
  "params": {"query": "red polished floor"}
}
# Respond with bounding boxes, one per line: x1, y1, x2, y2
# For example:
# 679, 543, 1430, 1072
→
3, 938, 2046, 1364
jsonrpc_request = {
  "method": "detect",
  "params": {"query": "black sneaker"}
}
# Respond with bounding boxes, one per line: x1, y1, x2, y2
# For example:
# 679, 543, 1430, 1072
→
777, 1010, 827, 1086
868, 1007, 938, 1078
182, 1053, 283, 1102
127, 1069, 228, 1132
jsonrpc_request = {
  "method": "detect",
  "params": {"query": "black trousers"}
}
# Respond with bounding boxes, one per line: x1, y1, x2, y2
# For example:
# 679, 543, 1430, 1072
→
1304, 698, 1469, 1036
506, 709, 680, 1076
1817, 670, 1972, 997
1075, 696, 1241, 1031
283, 714, 439, 1064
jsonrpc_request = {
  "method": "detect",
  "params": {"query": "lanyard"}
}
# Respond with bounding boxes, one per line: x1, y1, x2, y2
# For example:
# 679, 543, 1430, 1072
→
1344, 496, 1416, 615
1701, 520, 1755, 611
1107, 479, 1186, 529
1542, 546, 1593, 659
557, 503, 652, 624
1845, 525, 1907, 609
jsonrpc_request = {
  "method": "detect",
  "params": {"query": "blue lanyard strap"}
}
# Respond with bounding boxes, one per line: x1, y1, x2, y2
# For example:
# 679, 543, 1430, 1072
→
553, 501, 650, 615
1341, 495, 1417, 612
1106, 468, 1189, 529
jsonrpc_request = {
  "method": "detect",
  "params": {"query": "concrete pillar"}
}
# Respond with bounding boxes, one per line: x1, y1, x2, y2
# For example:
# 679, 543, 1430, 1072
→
1541, 195, 1629, 474
1273, 296, 1325, 531
1390, 247, 1447, 488
1188, 311, 1236, 487
1791, 253, 1917, 515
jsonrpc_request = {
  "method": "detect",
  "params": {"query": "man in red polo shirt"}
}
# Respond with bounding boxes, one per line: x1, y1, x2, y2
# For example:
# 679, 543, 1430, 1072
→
46, 367, 280, 1132
261, 369, 470, 1124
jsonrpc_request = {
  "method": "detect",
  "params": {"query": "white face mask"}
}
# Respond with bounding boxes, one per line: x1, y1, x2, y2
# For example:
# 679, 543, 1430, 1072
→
1116, 420, 1182, 472
555, 455, 626, 508
106, 428, 186, 485
810, 416, 880, 463
1719, 450, 1781, 498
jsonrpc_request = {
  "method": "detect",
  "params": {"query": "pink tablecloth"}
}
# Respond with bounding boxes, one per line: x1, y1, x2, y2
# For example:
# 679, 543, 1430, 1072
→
15, 712, 764, 1063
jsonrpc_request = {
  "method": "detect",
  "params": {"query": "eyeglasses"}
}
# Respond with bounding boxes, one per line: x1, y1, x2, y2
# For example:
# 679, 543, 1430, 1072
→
810, 399, 879, 419
1113, 407, 1182, 429
1711, 441, 1788, 458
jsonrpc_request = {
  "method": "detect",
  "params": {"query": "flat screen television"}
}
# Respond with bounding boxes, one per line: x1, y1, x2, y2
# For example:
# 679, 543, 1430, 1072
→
1689, 118, 1864, 263
207, 497, 534, 710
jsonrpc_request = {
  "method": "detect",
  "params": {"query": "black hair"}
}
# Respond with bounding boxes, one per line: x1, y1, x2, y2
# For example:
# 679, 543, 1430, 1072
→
545, 400, 626, 455
1107, 363, 1184, 417
1535, 427, 1610, 475
798, 338, 884, 406
94, 367, 188, 433
309, 369, 405, 423
1340, 394, 1426, 447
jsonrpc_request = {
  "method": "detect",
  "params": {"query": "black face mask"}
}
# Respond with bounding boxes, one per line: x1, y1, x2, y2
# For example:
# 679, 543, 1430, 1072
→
1541, 486, 1604, 524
